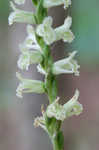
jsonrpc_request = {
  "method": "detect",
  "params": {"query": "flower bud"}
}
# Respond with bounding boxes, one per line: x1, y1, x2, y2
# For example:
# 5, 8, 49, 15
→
34, 116, 47, 131
8, 2, 36, 25
52, 51, 80, 76
16, 72, 45, 98
43, 0, 71, 9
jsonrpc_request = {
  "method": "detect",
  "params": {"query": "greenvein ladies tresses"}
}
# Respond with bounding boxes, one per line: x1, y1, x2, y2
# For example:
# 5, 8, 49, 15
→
8, 0, 83, 150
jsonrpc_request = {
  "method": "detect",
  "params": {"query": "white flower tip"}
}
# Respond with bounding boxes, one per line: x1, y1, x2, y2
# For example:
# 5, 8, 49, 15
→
74, 89, 80, 100
14, 0, 25, 5
64, 0, 72, 9
16, 92, 23, 98
64, 16, 72, 27
37, 64, 46, 75
68, 51, 77, 59
10, 1, 16, 10
8, 13, 14, 25
27, 24, 34, 34
17, 54, 30, 71
44, 16, 53, 26
16, 72, 22, 80
16, 84, 23, 98
8, 2, 16, 25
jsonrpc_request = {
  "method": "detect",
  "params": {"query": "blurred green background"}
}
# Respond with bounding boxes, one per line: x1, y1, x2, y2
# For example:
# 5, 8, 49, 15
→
0, 0, 99, 150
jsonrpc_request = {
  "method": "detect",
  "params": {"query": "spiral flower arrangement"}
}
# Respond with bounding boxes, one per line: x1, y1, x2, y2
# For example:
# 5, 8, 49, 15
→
8, 0, 83, 149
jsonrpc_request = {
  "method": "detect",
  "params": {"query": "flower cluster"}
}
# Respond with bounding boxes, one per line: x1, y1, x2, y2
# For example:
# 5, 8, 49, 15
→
9, 0, 83, 149
36, 16, 74, 45
46, 90, 83, 121
34, 90, 83, 130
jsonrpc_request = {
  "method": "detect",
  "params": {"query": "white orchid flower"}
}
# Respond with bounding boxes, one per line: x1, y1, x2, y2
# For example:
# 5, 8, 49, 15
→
16, 72, 45, 98
36, 16, 74, 45
8, 2, 35, 25
52, 51, 80, 76
46, 90, 83, 121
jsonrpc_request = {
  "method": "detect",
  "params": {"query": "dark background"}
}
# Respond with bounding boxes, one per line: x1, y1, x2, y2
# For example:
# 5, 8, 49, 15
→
0, 0, 99, 150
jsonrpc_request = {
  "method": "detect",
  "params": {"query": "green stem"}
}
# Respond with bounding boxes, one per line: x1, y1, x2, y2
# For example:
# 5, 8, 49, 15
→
50, 131, 64, 150
52, 139, 62, 150
34, 0, 64, 149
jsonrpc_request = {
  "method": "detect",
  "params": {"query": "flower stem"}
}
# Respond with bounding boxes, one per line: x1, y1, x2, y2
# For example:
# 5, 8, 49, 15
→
35, 1, 64, 149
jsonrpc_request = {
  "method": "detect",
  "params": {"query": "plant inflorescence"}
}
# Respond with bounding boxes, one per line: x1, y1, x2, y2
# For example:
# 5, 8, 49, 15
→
8, 0, 83, 150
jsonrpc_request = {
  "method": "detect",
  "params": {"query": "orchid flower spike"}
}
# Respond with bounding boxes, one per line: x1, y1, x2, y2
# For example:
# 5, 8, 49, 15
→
52, 51, 80, 76
43, 0, 71, 9
16, 72, 45, 98
46, 90, 83, 121
8, 2, 36, 25
36, 16, 74, 45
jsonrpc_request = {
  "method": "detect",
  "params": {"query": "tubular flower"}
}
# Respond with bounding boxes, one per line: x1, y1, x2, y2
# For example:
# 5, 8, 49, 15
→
43, 0, 71, 9
8, 2, 36, 25
17, 44, 43, 70
55, 16, 75, 43
63, 90, 83, 117
16, 72, 45, 98
14, 0, 25, 5
52, 51, 80, 76
46, 90, 83, 121
36, 17, 56, 45
36, 16, 74, 45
